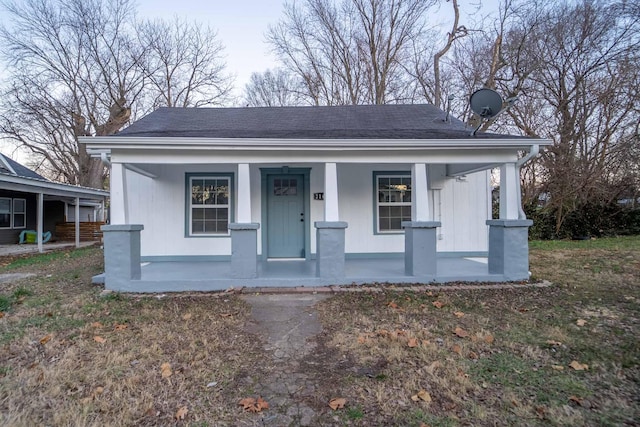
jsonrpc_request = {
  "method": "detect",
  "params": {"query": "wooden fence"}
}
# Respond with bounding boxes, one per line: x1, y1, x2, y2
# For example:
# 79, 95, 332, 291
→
55, 222, 105, 242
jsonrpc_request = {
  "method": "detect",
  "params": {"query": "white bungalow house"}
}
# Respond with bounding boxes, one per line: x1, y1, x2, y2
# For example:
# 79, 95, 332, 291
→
83, 104, 551, 292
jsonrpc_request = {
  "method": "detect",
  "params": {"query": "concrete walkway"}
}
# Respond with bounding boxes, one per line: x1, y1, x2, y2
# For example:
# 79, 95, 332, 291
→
0, 241, 97, 257
241, 293, 330, 426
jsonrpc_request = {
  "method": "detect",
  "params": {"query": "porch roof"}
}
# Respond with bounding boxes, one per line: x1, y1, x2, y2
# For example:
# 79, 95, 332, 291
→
83, 105, 553, 148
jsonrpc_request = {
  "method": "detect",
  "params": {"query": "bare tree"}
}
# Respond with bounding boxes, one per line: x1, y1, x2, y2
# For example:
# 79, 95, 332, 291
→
243, 68, 306, 107
267, 0, 437, 105
137, 18, 233, 109
0, 0, 231, 188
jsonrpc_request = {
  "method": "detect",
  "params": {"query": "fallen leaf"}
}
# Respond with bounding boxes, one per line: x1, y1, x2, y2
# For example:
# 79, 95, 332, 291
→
546, 340, 562, 346
569, 360, 589, 371
94, 386, 104, 396
454, 327, 469, 338
39, 334, 52, 345
377, 329, 390, 337
432, 301, 445, 308
407, 338, 418, 348
416, 390, 432, 403
484, 334, 495, 344
387, 301, 398, 309
551, 365, 565, 371
182, 313, 192, 320
256, 397, 269, 411
114, 324, 128, 331
93, 336, 106, 344
161, 362, 172, 378
451, 344, 462, 355
468, 351, 479, 359
568, 396, 582, 405
453, 311, 464, 318
357, 335, 369, 344
91, 322, 103, 328
0, 312, 4, 318
175, 406, 188, 420
576, 319, 587, 326
329, 397, 347, 410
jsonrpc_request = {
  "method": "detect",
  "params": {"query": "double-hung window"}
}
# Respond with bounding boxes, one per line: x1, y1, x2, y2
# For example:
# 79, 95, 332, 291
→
375, 173, 412, 233
12, 199, 26, 229
0, 197, 26, 229
0, 198, 11, 228
187, 174, 232, 236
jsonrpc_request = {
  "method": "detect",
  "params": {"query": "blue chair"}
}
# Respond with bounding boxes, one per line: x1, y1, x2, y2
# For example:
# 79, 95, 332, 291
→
18, 230, 52, 244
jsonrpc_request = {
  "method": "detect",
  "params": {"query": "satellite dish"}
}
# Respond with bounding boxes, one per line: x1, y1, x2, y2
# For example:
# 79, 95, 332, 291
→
470, 88, 503, 119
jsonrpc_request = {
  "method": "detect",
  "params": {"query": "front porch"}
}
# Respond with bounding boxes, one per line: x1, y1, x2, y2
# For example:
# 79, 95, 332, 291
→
92, 255, 524, 293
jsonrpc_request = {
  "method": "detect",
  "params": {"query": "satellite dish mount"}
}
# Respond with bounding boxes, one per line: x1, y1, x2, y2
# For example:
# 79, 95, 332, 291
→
469, 88, 517, 136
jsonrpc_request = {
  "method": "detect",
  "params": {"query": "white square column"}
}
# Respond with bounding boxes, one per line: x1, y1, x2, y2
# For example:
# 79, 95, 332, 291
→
499, 163, 519, 220
411, 163, 430, 221
315, 162, 347, 279
110, 163, 128, 224
230, 163, 259, 279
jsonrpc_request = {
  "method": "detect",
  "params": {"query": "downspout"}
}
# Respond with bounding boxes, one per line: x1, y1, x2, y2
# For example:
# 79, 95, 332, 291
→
515, 144, 539, 220
100, 152, 111, 167
100, 152, 111, 224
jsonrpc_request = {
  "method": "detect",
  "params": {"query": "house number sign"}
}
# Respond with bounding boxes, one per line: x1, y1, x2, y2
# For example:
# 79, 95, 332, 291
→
313, 193, 324, 200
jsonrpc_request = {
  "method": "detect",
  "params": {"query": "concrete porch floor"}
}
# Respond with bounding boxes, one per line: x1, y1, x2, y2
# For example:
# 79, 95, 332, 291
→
93, 256, 526, 293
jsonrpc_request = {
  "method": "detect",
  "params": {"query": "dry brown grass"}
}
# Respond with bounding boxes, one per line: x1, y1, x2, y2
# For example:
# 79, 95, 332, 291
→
0, 248, 267, 426
314, 238, 640, 426
1, 238, 638, 426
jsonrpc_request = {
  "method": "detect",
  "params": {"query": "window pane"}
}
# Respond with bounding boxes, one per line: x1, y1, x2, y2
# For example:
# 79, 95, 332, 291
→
13, 214, 25, 228
13, 199, 25, 213
390, 218, 402, 230
379, 216, 390, 231
0, 213, 10, 228
192, 208, 205, 220
0, 199, 10, 214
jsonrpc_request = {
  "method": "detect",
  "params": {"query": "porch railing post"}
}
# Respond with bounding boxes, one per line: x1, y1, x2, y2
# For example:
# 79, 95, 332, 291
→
229, 223, 260, 279
315, 221, 348, 279
101, 224, 143, 290
403, 221, 441, 277
486, 219, 533, 280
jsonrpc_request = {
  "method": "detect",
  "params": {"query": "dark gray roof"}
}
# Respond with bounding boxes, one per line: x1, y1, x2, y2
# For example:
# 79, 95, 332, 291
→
115, 104, 524, 140
0, 153, 46, 180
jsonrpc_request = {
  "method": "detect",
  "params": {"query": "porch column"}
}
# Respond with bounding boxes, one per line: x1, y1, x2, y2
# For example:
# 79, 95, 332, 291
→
110, 163, 128, 224
75, 197, 80, 248
315, 162, 347, 279
499, 163, 519, 219
101, 224, 143, 290
37, 192, 44, 253
404, 163, 440, 277
486, 219, 533, 280
230, 163, 259, 279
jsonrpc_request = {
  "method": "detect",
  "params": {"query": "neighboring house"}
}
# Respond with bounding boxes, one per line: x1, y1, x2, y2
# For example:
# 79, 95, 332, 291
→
0, 153, 109, 249
83, 104, 552, 292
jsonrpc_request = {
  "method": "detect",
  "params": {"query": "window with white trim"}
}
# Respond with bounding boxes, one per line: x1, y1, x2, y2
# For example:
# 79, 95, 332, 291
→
12, 199, 26, 229
375, 173, 412, 233
188, 175, 231, 235
0, 198, 11, 228
0, 197, 26, 229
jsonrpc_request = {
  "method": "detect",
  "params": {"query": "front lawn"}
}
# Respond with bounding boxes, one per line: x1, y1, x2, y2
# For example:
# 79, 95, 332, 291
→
0, 237, 638, 426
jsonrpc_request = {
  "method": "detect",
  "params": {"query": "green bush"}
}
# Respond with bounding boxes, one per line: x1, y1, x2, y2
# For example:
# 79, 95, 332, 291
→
525, 203, 640, 240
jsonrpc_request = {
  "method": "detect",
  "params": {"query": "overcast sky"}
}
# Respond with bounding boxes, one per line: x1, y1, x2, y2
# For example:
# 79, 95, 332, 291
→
135, 0, 286, 98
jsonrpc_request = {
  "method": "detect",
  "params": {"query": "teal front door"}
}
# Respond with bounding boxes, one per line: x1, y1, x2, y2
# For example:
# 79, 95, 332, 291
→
267, 174, 305, 258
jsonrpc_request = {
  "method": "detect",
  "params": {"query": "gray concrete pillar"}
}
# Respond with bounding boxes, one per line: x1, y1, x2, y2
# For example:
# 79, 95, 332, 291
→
403, 221, 441, 276
229, 223, 260, 279
101, 224, 143, 290
315, 221, 348, 279
486, 219, 533, 280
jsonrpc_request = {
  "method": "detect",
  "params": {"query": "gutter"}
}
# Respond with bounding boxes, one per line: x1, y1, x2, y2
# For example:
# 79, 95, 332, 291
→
515, 145, 539, 220
100, 152, 111, 167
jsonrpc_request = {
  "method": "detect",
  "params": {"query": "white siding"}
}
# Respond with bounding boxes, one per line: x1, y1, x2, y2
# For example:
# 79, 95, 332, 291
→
121, 162, 489, 258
